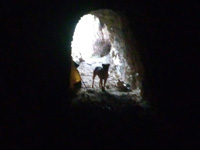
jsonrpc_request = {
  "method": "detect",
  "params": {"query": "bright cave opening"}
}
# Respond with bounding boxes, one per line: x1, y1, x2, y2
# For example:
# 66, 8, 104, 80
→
71, 9, 143, 101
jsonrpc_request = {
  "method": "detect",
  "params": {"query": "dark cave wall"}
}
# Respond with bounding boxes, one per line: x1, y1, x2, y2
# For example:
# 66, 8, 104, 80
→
3, 0, 196, 122
3, 1, 166, 103
3, 1, 197, 148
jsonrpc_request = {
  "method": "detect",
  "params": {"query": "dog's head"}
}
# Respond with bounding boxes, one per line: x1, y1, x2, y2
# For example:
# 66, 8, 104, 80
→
102, 64, 110, 70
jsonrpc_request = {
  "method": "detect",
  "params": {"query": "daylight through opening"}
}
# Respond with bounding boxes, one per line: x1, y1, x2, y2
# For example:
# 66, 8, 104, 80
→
71, 9, 143, 101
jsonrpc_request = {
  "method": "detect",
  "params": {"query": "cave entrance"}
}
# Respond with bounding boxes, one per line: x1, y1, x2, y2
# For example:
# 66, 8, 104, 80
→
71, 9, 143, 100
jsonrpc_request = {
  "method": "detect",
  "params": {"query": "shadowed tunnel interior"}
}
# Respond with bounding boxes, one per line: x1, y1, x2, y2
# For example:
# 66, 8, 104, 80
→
2, 0, 197, 149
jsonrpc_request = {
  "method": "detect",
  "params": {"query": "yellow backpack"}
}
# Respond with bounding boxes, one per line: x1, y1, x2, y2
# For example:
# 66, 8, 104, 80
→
70, 59, 81, 89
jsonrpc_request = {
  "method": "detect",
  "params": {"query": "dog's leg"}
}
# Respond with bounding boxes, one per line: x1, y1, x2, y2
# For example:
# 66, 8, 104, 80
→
92, 73, 96, 88
104, 77, 108, 88
99, 78, 103, 87
92, 79, 94, 88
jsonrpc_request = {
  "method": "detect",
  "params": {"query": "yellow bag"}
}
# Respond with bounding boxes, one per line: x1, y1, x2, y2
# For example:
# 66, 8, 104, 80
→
70, 59, 81, 89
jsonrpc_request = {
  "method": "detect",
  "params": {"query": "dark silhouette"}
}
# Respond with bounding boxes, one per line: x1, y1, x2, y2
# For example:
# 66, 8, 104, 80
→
92, 64, 110, 88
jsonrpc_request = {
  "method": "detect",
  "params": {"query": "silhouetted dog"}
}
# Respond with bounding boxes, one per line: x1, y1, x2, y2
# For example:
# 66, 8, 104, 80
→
92, 64, 110, 88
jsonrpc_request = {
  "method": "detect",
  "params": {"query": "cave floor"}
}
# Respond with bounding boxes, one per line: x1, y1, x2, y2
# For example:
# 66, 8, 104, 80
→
67, 59, 159, 147
66, 88, 159, 149
75, 59, 142, 110
66, 65, 161, 148
70, 87, 145, 112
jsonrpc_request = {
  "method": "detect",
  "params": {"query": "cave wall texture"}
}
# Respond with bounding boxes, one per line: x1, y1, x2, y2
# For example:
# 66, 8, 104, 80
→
91, 9, 143, 90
